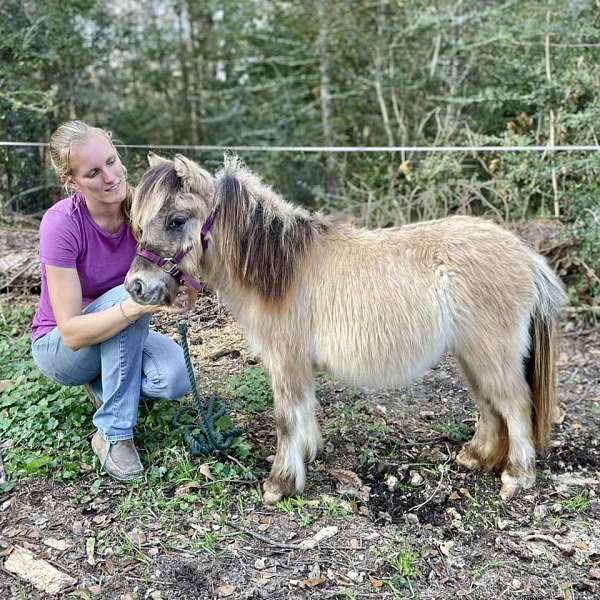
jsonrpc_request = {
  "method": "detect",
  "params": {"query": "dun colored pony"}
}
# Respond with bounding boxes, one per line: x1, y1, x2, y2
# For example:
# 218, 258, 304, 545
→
125, 153, 566, 504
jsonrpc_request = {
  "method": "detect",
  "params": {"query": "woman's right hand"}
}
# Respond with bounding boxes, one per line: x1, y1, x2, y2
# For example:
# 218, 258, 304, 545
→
120, 296, 163, 320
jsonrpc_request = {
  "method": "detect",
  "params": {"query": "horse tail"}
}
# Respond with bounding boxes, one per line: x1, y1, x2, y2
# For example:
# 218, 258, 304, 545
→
525, 256, 566, 452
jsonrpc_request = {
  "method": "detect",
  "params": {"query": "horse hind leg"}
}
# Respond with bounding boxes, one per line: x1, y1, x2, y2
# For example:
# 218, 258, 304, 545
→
456, 357, 509, 474
457, 352, 536, 500
262, 364, 322, 505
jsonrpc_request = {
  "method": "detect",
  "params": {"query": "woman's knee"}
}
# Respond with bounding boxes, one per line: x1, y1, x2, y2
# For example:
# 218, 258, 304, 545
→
163, 359, 192, 399
83, 284, 131, 313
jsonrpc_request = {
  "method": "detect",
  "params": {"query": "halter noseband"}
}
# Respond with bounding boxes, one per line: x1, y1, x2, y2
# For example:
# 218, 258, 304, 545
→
135, 210, 218, 292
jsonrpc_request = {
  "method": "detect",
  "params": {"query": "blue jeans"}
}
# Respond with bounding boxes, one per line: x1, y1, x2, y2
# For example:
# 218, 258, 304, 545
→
31, 285, 191, 442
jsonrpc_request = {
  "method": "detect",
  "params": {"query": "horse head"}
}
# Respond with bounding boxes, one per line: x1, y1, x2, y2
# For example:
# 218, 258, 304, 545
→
125, 152, 215, 306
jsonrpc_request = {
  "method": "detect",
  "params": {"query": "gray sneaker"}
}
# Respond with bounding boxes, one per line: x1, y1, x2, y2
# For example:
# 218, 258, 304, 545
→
91, 431, 144, 482
83, 384, 102, 410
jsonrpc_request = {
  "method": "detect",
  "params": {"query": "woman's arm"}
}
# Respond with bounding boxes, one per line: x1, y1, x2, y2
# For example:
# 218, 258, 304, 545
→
47, 265, 158, 351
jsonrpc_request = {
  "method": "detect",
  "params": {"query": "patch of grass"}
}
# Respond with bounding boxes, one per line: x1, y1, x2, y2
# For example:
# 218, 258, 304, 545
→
562, 491, 591, 513
385, 547, 419, 595
321, 494, 353, 517
227, 367, 272, 413
191, 530, 222, 556
436, 417, 474, 443
276, 495, 316, 527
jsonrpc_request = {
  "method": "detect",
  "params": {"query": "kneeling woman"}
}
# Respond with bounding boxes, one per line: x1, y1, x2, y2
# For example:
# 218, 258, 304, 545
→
31, 121, 192, 482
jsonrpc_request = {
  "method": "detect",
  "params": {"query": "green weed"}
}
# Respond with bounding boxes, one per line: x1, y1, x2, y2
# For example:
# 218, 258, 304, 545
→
436, 417, 473, 443
0, 306, 95, 481
385, 547, 419, 595
227, 367, 272, 413
276, 495, 315, 527
563, 491, 591, 513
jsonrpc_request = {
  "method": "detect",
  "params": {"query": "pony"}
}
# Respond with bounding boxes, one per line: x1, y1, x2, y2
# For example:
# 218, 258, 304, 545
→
125, 153, 566, 505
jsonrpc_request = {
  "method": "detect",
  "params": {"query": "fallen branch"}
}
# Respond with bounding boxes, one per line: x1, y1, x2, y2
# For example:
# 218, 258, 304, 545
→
522, 533, 575, 556
226, 521, 303, 550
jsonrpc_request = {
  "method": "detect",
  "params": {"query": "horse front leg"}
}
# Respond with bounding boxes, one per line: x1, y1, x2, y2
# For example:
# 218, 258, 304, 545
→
262, 364, 321, 505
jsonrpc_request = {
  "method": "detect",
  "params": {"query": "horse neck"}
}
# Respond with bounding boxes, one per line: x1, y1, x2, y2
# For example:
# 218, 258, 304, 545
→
207, 192, 319, 307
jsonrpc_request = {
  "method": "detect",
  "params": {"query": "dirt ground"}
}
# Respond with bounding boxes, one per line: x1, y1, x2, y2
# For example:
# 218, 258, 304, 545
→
0, 296, 599, 600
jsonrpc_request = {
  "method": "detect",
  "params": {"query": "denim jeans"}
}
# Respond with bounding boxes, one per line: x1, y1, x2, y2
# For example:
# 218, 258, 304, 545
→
31, 284, 191, 442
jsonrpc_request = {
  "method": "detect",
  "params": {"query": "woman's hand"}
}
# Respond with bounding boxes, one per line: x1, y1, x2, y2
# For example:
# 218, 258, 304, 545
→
163, 285, 198, 314
120, 296, 163, 320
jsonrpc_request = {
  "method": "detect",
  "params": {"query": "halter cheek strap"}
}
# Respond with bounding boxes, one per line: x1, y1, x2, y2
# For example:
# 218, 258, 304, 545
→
136, 209, 218, 292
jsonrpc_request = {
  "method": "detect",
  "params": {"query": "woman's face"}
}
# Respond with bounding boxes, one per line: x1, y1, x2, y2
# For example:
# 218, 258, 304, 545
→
68, 133, 126, 207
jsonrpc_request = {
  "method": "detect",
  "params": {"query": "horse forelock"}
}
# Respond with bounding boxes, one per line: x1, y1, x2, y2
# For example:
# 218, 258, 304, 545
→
131, 162, 183, 238
214, 156, 322, 305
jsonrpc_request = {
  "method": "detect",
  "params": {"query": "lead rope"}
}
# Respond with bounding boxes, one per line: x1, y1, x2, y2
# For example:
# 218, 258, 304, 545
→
173, 319, 242, 455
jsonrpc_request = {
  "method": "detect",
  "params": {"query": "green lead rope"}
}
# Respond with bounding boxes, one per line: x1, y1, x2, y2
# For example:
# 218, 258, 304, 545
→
174, 319, 242, 455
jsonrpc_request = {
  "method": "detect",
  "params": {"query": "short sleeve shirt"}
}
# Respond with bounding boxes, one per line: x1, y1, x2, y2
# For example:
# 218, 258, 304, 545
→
31, 193, 137, 341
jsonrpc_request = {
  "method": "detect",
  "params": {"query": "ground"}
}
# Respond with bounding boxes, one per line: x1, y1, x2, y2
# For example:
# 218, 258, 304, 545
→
0, 293, 599, 600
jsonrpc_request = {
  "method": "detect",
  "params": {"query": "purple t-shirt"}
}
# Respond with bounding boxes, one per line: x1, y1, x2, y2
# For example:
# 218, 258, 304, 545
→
31, 193, 137, 341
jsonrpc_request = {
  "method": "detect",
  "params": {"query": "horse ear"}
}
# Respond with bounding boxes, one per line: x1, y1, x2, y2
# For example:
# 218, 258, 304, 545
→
147, 152, 168, 167
173, 154, 213, 192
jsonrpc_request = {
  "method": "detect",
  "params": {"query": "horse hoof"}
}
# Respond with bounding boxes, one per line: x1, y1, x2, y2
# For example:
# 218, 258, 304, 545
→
456, 447, 482, 471
499, 471, 535, 501
499, 482, 517, 501
262, 490, 282, 505
262, 478, 284, 505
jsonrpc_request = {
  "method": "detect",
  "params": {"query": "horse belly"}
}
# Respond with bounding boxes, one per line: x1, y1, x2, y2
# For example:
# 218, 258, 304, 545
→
312, 321, 449, 390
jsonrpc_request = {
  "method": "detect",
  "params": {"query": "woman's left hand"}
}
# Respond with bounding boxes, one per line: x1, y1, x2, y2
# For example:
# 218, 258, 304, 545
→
164, 285, 198, 314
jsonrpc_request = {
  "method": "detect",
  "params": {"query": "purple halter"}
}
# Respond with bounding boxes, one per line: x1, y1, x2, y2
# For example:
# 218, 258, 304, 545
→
135, 210, 217, 292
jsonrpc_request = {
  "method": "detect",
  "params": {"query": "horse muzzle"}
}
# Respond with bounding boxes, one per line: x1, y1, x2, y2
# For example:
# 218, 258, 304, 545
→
125, 275, 170, 306
125, 257, 178, 306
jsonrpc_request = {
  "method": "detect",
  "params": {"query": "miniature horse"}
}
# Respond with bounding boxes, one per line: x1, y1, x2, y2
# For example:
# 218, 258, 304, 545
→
125, 153, 565, 504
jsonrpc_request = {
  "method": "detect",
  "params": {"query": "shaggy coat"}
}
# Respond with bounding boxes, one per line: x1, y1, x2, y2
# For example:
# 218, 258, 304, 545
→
126, 154, 566, 504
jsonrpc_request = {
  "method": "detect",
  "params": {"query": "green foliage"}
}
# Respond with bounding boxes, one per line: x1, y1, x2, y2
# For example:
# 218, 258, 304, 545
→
0, 306, 94, 481
436, 417, 474, 444
385, 547, 420, 594
562, 491, 591, 513
227, 367, 272, 413
2, 0, 599, 301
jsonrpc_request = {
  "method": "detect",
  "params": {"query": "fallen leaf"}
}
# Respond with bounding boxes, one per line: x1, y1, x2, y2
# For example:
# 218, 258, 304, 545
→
459, 487, 475, 502
575, 540, 588, 551
92, 514, 109, 526
174, 482, 201, 497
126, 527, 146, 546
589, 568, 600, 580
103, 557, 114, 575
329, 469, 362, 488
200, 463, 214, 480
71, 589, 92, 600
216, 584, 236, 597
439, 541, 454, 557
369, 575, 385, 589
303, 577, 326, 587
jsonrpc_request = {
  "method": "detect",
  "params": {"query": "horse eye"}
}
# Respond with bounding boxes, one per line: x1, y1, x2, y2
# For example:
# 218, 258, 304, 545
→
168, 214, 188, 230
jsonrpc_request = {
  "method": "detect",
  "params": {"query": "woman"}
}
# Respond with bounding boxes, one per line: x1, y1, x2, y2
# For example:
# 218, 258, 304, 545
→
31, 121, 193, 482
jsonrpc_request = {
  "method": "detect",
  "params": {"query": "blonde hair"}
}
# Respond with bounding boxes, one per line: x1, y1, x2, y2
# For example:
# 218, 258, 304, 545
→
49, 120, 133, 221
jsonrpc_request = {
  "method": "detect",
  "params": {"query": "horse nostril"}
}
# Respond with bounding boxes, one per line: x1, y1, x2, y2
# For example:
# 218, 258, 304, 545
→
130, 278, 145, 298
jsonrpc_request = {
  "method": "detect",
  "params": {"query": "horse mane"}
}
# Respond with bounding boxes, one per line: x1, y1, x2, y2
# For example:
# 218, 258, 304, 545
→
214, 155, 326, 305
